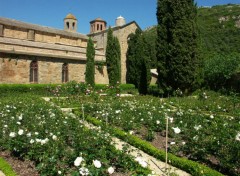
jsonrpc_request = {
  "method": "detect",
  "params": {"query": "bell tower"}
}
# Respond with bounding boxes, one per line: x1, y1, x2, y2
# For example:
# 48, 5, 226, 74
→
90, 17, 107, 34
64, 13, 77, 32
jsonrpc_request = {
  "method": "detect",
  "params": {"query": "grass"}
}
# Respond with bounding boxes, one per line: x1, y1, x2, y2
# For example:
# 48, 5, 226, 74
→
0, 157, 17, 176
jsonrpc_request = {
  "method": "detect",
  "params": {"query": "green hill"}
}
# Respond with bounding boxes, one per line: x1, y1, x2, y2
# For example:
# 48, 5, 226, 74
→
198, 4, 240, 58
143, 4, 240, 62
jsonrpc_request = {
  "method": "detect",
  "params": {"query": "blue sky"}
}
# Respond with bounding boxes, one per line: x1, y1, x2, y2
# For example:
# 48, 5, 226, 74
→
0, 0, 239, 34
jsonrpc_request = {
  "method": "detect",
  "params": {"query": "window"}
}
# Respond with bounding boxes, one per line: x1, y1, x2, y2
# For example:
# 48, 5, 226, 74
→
100, 24, 103, 31
30, 61, 38, 83
27, 30, 35, 41
0, 24, 3, 36
97, 24, 99, 31
72, 22, 75, 30
66, 22, 70, 29
62, 63, 68, 83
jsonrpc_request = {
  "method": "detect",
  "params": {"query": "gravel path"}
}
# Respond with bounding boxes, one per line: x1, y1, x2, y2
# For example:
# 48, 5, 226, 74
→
0, 171, 5, 176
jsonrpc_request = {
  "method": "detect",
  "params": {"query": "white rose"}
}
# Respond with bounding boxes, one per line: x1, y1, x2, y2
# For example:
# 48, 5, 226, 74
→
9, 132, 16, 138
18, 129, 24, 135
107, 167, 114, 174
93, 160, 101, 168
172, 127, 181, 134
74, 157, 84, 167
52, 135, 57, 140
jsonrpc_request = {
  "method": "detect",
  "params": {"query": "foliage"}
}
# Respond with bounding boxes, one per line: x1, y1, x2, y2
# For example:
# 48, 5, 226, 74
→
144, 4, 240, 93
106, 27, 121, 86
0, 94, 151, 175
53, 91, 240, 175
126, 29, 151, 94
197, 4, 240, 59
0, 84, 54, 97
85, 37, 95, 87
73, 112, 224, 176
0, 157, 17, 176
156, 0, 199, 95
142, 27, 157, 68
203, 53, 240, 90
95, 61, 105, 73
126, 30, 141, 87
145, 4, 240, 63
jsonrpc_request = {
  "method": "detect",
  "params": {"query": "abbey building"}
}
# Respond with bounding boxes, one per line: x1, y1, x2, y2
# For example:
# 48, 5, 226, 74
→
0, 14, 140, 84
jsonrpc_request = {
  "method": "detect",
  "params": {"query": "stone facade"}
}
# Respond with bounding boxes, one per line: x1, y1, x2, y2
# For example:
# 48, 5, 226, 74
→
89, 20, 140, 83
0, 15, 108, 84
0, 14, 140, 85
0, 54, 109, 84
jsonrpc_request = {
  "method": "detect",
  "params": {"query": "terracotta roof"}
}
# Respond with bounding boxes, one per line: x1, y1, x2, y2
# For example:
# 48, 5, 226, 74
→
65, 13, 77, 20
88, 21, 141, 36
90, 17, 107, 23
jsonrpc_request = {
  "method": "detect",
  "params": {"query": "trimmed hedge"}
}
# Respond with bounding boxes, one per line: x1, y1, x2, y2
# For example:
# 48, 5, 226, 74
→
0, 84, 55, 96
0, 157, 17, 176
0, 83, 137, 96
74, 111, 224, 176
95, 84, 137, 94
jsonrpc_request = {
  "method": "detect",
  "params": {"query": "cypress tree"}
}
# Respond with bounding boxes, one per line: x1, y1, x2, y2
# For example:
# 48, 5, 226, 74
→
126, 32, 138, 86
126, 29, 143, 88
85, 37, 95, 87
113, 36, 121, 83
126, 29, 151, 94
156, 0, 198, 94
106, 27, 121, 86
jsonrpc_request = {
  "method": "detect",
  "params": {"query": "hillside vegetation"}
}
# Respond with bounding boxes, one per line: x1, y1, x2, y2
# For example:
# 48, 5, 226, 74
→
143, 4, 240, 63
143, 4, 240, 91
198, 4, 240, 58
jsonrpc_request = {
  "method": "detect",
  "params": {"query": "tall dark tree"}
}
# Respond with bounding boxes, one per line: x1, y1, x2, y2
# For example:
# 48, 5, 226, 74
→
106, 27, 121, 86
85, 37, 95, 87
126, 29, 151, 94
156, 0, 198, 94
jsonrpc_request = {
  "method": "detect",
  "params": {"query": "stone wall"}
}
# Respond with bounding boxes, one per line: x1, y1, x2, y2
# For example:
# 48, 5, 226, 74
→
3, 25, 88, 48
90, 22, 139, 83
0, 54, 108, 84
0, 57, 30, 83
4, 26, 28, 40
95, 65, 109, 84
113, 23, 138, 83
0, 17, 109, 84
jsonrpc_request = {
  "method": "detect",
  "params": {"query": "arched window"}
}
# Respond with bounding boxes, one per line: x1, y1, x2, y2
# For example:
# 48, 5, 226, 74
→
62, 63, 68, 83
30, 61, 38, 83
72, 22, 75, 30
66, 22, 70, 29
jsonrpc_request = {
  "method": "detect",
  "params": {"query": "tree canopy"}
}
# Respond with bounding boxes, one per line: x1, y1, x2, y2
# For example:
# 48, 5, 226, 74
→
106, 27, 121, 86
85, 37, 95, 87
156, 0, 199, 95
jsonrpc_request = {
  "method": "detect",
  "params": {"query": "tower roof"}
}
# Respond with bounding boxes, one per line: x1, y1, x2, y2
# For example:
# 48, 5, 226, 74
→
90, 17, 106, 24
117, 15, 124, 19
65, 13, 77, 20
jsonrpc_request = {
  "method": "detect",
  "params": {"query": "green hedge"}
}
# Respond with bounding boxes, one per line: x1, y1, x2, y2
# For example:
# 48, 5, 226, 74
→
0, 157, 17, 176
0, 83, 137, 97
95, 84, 137, 94
0, 84, 55, 96
75, 112, 224, 176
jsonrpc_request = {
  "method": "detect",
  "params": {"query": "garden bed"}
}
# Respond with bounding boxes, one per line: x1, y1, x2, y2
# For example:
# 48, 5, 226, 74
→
0, 94, 151, 175
50, 91, 239, 176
